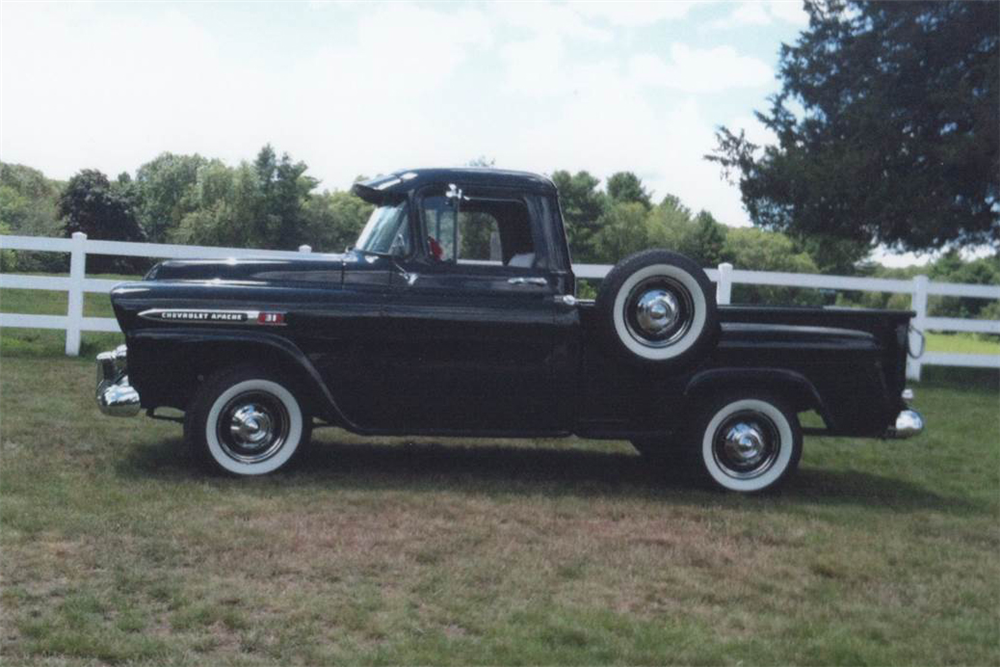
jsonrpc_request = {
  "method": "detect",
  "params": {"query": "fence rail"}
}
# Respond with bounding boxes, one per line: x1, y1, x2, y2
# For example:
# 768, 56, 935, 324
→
2, 233, 997, 380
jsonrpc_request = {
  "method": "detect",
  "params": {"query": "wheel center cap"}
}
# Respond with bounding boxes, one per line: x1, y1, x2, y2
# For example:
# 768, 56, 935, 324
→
230, 405, 272, 448
723, 423, 766, 465
635, 289, 680, 335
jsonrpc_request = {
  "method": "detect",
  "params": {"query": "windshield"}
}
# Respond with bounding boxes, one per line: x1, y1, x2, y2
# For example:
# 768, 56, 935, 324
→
355, 201, 411, 255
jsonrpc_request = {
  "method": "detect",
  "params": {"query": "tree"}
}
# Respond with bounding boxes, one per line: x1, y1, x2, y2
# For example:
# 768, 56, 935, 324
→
0, 162, 65, 270
134, 153, 207, 243
689, 211, 728, 267
590, 202, 650, 264
550, 170, 607, 262
928, 250, 1000, 319
58, 170, 144, 244
172, 146, 321, 250
301, 189, 374, 253
645, 197, 727, 267
709, 0, 999, 257
606, 171, 652, 209
58, 169, 145, 272
722, 227, 822, 305
0, 221, 17, 272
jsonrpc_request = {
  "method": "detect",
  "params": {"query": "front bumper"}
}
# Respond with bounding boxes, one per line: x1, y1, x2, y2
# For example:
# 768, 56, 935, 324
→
886, 409, 924, 439
96, 345, 140, 417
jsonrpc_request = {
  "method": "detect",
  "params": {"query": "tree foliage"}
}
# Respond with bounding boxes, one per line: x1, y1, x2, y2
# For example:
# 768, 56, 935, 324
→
58, 169, 145, 272
550, 170, 606, 262
134, 153, 207, 244
709, 0, 999, 256
606, 171, 652, 209
59, 169, 144, 242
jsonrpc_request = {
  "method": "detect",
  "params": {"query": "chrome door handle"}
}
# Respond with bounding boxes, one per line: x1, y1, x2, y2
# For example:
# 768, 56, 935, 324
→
508, 277, 548, 286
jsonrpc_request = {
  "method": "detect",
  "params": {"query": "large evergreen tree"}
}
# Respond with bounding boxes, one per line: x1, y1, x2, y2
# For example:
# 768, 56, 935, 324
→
709, 0, 999, 258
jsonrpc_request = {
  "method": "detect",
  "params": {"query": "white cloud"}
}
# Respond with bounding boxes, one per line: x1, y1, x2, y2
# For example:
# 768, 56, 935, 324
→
628, 44, 773, 93
307, 3, 492, 95
573, 1, 700, 27
708, 1, 809, 30
1, 2, 774, 229
490, 2, 611, 41
727, 114, 777, 149
500, 34, 567, 96
767, 1, 809, 26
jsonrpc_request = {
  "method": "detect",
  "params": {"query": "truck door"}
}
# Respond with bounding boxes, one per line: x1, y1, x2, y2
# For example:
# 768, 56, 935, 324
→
376, 183, 566, 433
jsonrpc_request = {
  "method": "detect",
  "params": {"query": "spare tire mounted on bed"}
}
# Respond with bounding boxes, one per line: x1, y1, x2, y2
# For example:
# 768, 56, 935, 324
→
596, 249, 718, 367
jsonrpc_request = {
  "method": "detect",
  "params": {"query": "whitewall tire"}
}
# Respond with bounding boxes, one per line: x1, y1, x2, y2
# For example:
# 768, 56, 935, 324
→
695, 396, 802, 493
596, 249, 717, 367
186, 366, 310, 476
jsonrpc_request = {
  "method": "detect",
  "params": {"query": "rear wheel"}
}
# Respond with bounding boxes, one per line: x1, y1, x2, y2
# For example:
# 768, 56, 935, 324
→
185, 365, 311, 476
692, 394, 802, 493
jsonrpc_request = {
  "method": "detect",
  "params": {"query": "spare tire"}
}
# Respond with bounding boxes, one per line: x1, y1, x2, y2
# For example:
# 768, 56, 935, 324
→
596, 249, 718, 367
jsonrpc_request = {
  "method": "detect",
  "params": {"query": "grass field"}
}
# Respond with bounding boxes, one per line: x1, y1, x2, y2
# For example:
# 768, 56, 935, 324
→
1, 350, 998, 665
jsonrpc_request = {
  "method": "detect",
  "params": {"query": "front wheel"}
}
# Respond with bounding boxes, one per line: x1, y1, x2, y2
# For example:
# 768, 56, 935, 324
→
692, 394, 802, 493
185, 365, 311, 476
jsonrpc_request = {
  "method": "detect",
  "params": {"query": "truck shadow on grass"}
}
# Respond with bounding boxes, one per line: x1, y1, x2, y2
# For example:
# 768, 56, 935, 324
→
117, 438, 974, 514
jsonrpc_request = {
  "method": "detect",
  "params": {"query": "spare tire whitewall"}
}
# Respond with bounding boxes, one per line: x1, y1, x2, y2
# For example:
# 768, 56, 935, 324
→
597, 250, 718, 367
697, 396, 802, 493
186, 366, 310, 476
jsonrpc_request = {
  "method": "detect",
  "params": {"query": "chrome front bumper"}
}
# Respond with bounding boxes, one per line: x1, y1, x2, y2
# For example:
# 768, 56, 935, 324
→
96, 345, 140, 417
886, 409, 924, 439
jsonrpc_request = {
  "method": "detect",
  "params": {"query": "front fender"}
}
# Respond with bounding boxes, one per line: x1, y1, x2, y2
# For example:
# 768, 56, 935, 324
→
126, 328, 350, 426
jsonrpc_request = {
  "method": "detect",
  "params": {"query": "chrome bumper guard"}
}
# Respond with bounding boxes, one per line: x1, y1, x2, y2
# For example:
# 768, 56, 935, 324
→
886, 409, 924, 439
96, 345, 140, 417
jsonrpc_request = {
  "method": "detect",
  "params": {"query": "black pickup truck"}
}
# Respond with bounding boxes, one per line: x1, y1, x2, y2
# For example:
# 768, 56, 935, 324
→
96, 168, 923, 493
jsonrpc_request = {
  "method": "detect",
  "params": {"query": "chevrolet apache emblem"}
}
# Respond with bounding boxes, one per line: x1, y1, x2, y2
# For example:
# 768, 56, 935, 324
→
138, 309, 285, 325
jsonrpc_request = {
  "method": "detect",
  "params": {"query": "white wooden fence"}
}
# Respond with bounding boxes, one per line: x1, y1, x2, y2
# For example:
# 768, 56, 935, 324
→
1, 232, 997, 380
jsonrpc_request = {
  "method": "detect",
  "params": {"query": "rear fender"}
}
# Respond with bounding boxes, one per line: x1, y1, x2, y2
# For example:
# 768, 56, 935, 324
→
683, 368, 834, 429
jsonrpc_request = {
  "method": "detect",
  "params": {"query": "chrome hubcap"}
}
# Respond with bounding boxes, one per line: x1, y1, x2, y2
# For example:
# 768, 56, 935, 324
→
635, 290, 680, 337
230, 405, 274, 449
623, 277, 693, 348
722, 422, 767, 467
217, 392, 289, 464
712, 411, 780, 479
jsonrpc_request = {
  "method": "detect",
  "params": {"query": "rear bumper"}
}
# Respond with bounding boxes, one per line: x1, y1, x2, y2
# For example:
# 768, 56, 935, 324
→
885, 409, 924, 439
96, 345, 141, 417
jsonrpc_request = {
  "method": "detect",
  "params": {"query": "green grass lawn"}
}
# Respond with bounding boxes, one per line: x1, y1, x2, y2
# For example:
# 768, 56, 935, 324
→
926, 331, 1000, 355
0, 353, 997, 665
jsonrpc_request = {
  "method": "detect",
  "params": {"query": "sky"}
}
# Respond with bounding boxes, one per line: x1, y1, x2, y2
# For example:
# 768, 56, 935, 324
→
3, 0, 934, 266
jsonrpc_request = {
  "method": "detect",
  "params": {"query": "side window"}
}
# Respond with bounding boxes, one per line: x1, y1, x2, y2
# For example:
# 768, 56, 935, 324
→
421, 187, 537, 267
421, 195, 457, 261
458, 211, 501, 263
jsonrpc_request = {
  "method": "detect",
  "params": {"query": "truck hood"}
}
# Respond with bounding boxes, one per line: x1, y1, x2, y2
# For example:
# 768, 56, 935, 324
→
145, 256, 346, 285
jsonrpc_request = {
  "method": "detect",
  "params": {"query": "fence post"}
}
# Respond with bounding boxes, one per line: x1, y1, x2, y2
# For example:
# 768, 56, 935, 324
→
716, 262, 733, 305
65, 232, 87, 357
298, 245, 312, 253
906, 274, 929, 381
